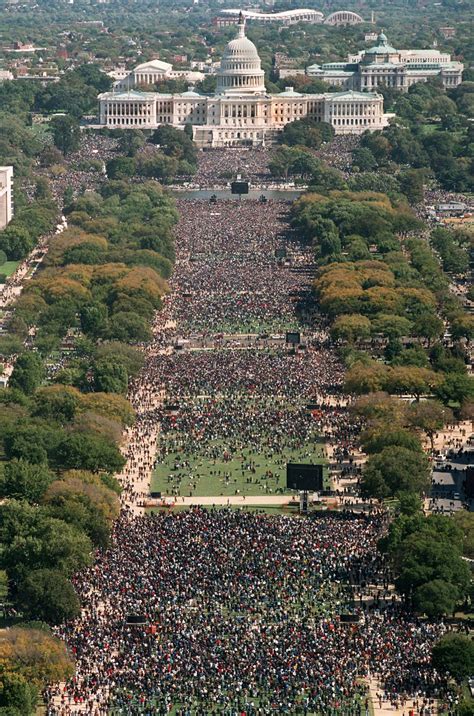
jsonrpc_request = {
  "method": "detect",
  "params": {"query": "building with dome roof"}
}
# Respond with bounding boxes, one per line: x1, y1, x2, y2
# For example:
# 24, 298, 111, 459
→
307, 30, 463, 91
97, 16, 392, 147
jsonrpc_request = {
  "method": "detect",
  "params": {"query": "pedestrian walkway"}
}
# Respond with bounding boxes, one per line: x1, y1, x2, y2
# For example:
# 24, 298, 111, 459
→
368, 678, 440, 715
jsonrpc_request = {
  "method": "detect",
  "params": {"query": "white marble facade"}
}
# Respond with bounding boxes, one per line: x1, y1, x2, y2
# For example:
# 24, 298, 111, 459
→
98, 16, 392, 147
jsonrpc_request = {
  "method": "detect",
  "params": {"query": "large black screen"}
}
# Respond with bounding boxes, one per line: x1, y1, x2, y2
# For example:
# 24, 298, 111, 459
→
231, 181, 249, 195
286, 463, 323, 491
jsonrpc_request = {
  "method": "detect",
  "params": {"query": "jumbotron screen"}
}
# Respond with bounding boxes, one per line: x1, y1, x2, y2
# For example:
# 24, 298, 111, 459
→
231, 181, 249, 195
286, 463, 323, 491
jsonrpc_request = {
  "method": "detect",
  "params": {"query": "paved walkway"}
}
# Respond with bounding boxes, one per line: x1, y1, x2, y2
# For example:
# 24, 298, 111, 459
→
368, 677, 439, 715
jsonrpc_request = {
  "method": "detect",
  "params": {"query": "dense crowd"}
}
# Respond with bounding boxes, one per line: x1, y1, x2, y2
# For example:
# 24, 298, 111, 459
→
315, 135, 360, 175
38, 134, 118, 202
190, 148, 273, 187
42, 149, 454, 714
129, 197, 355, 499
47, 509, 447, 716
164, 199, 309, 333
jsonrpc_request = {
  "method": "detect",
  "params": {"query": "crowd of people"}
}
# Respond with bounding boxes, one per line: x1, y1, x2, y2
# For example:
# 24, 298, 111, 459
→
127, 196, 356, 501
190, 148, 273, 188
36, 134, 118, 204
47, 509, 448, 716
41, 147, 457, 714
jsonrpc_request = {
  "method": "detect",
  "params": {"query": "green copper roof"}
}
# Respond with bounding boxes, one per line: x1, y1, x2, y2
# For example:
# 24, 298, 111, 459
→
366, 30, 397, 54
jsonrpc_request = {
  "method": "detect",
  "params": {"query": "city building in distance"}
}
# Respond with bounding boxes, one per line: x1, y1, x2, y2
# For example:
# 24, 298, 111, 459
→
0, 167, 13, 230
215, 8, 364, 27
217, 8, 324, 25
306, 31, 463, 90
97, 15, 391, 147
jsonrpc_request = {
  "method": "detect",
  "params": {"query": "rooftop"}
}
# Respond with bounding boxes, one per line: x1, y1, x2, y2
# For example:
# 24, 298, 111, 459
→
134, 59, 172, 72
328, 90, 381, 100
366, 31, 398, 55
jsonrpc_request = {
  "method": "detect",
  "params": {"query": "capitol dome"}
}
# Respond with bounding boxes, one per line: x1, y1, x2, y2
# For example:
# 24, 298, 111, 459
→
216, 13, 266, 95
223, 33, 260, 63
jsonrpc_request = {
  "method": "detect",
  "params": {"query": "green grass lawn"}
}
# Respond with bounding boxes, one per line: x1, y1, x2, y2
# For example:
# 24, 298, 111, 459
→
151, 435, 328, 498
0, 261, 19, 279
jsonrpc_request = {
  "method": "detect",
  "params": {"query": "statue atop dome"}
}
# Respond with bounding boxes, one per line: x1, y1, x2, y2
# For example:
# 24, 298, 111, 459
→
237, 10, 246, 38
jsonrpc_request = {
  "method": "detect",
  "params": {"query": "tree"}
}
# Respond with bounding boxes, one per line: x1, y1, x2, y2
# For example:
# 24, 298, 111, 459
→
93, 360, 128, 394
0, 460, 54, 503
32, 385, 80, 423
0, 502, 92, 581
347, 237, 370, 261
95, 341, 144, 378
107, 311, 151, 343
344, 362, 388, 394
351, 392, 405, 426
432, 634, 474, 683
412, 311, 444, 344
50, 115, 80, 155
352, 147, 377, 171
44, 473, 120, 524
279, 118, 323, 148
413, 579, 459, 618
80, 392, 135, 426
451, 315, 474, 342
0, 627, 74, 686
312, 217, 341, 259
392, 346, 429, 368
371, 314, 412, 340
379, 512, 471, 613
384, 366, 441, 400
53, 433, 126, 473
390, 528, 470, 606
398, 169, 424, 204
0, 673, 36, 715
453, 511, 474, 559
361, 446, 430, 499
80, 303, 108, 338
43, 476, 119, 549
73, 63, 111, 92
106, 157, 137, 180
0, 225, 31, 261
149, 125, 197, 166
361, 427, 423, 455
406, 401, 452, 451
9, 353, 44, 395
435, 373, 474, 406
117, 129, 146, 157
398, 491, 422, 516
16, 569, 80, 624
330, 314, 371, 343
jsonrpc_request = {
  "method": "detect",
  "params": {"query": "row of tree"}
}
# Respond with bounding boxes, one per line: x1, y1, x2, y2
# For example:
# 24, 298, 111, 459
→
0, 150, 178, 714
106, 125, 198, 182
1, 180, 177, 372
381, 511, 472, 618
358, 85, 473, 193
290, 190, 473, 413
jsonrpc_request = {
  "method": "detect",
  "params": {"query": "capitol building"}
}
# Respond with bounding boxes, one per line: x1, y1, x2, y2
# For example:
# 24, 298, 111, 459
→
98, 15, 391, 148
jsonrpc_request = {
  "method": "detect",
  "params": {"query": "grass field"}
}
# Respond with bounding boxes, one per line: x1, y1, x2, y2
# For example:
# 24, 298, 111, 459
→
0, 261, 19, 279
151, 436, 328, 498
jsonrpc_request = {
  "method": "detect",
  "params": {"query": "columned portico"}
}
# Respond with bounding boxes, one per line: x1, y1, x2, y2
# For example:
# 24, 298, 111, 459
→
97, 20, 391, 146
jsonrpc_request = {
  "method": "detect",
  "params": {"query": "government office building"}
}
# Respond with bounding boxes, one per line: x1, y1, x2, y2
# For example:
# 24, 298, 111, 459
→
97, 16, 392, 148
306, 31, 463, 91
